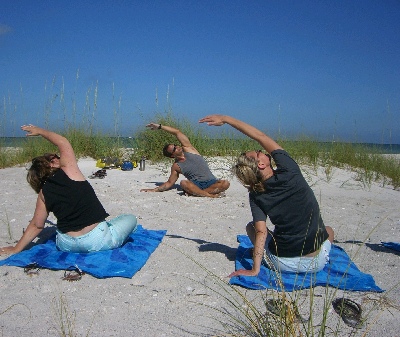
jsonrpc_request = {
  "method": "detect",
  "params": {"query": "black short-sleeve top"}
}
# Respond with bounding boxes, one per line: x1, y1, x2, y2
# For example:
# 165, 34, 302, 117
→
249, 150, 328, 257
42, 169, 109, 233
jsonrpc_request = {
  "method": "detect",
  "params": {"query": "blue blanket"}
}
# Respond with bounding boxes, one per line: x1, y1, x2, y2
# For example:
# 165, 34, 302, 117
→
382, 241, 400, 252
229, 235, 383, 292
0, 225, 166, 279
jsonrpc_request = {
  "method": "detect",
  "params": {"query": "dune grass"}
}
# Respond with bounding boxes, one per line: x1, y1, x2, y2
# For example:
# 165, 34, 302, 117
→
51, 294, 78, 337
50, 293, 95, 337
1, 112, 399, 189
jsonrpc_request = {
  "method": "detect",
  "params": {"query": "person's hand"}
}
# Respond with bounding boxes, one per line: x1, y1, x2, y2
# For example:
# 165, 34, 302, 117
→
199, 115, 225, 126
140, 188, 156, 192
0, 246, 17, 256
21, 124, 42, 136
145, 123, 162, 130
228, 268, 259, 278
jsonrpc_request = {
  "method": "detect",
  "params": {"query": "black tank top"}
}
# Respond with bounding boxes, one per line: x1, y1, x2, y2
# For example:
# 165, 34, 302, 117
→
42, 169, 109, 233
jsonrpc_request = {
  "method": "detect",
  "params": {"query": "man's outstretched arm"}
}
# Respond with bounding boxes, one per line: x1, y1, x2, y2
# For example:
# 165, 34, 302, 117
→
146, 122, 193, 149
140, 164, 180, 192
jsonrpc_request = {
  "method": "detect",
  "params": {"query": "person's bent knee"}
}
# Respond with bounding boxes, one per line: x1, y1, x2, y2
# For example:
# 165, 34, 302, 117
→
124, 214, 138, 232
117, 213, 137, 224
222, 180, 230, 189
180, 180, 190, 190
108, 214, 138, 247
110, 214, 138, 233
214, 179, 230, 191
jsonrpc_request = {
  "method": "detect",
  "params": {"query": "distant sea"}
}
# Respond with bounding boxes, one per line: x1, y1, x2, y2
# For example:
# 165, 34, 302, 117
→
1, 137, 400, 154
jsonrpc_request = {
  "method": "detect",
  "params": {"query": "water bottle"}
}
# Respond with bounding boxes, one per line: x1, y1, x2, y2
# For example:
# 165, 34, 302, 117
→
139, 157, 145, 171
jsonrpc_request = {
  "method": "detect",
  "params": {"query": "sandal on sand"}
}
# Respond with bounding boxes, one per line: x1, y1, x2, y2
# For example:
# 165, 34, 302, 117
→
24, 263, 41, 276
265, 299, 308, 323
332, 298, 363, 329
88, 169, 107, 179
62, 266, 84, 282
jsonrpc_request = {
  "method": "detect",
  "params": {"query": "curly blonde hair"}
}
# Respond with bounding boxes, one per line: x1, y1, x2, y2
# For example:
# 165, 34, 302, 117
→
232, 153, 265, 193
26, 154, 59, 193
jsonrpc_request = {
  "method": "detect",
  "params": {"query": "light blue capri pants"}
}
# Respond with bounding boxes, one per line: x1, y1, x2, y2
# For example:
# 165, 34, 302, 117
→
56, 214, 138, 253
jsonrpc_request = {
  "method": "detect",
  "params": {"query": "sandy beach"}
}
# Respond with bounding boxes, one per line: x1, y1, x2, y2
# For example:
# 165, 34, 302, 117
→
0, 157, 399, 336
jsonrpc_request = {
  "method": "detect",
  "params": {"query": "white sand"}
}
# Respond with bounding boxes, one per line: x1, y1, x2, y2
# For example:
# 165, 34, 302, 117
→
0, 157, 399, 336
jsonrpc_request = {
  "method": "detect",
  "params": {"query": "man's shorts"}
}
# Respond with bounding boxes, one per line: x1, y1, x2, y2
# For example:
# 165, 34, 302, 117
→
191, 179, 218, 190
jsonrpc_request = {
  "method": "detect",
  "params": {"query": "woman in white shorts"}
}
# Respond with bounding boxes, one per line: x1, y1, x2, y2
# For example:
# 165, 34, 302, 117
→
200, 115, 334, 276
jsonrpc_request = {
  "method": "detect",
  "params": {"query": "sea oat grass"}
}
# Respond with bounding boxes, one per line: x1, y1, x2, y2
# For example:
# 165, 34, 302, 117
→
51, 294, 78, 337
1, 112, 399, 188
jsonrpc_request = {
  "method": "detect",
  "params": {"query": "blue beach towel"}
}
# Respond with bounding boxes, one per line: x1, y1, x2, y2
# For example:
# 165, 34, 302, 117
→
382, 242, 400, 252
0, 225, 166, 279
229, 235, 383, 292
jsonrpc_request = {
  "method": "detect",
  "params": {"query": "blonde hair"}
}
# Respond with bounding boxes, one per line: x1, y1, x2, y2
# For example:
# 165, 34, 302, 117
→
27, 155, 59, 193
233, 153, 265, 193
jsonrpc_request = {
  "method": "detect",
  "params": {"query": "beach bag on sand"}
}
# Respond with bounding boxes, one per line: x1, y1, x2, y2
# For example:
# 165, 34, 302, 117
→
121, 161, 134, 171
96, 159, 106, 168
97, 157, 121, 169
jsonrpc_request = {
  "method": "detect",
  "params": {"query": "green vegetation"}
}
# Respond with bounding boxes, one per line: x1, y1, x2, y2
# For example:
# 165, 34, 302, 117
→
51, 294, 78, 337
1, 112, 399, 189
50, 293, 95, 337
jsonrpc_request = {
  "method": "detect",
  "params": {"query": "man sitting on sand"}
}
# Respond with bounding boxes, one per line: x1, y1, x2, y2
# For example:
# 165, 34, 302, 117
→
140, 122, 230, 198
199, 114, 334, 276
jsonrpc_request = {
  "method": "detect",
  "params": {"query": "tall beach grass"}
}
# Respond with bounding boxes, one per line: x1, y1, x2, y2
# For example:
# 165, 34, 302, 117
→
1, 75, 399, 188
1, 111, 399, 189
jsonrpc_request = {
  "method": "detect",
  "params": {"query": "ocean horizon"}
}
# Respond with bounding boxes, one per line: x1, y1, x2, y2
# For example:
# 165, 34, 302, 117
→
2, 136, 400, 154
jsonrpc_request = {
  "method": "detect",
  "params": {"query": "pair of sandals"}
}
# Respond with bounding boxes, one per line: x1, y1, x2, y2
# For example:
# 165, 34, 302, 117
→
24, 263, 84, 282
265, 297, 363, 329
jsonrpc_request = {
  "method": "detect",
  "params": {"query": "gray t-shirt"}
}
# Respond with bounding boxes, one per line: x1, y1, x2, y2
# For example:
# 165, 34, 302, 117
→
176, 152, 216, 182
249, 150, 328, 257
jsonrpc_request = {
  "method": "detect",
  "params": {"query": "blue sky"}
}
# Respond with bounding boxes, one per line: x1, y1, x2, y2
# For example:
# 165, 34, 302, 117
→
1, 1, 399, 143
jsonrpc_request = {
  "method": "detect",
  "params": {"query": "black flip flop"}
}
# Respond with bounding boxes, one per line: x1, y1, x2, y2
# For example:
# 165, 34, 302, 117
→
62, 266, 84, 282
332, 297, 363, 329
23, 263, 41, 276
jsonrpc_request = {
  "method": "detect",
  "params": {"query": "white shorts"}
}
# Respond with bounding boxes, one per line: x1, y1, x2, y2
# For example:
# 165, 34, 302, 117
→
263, 239, 331, 273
